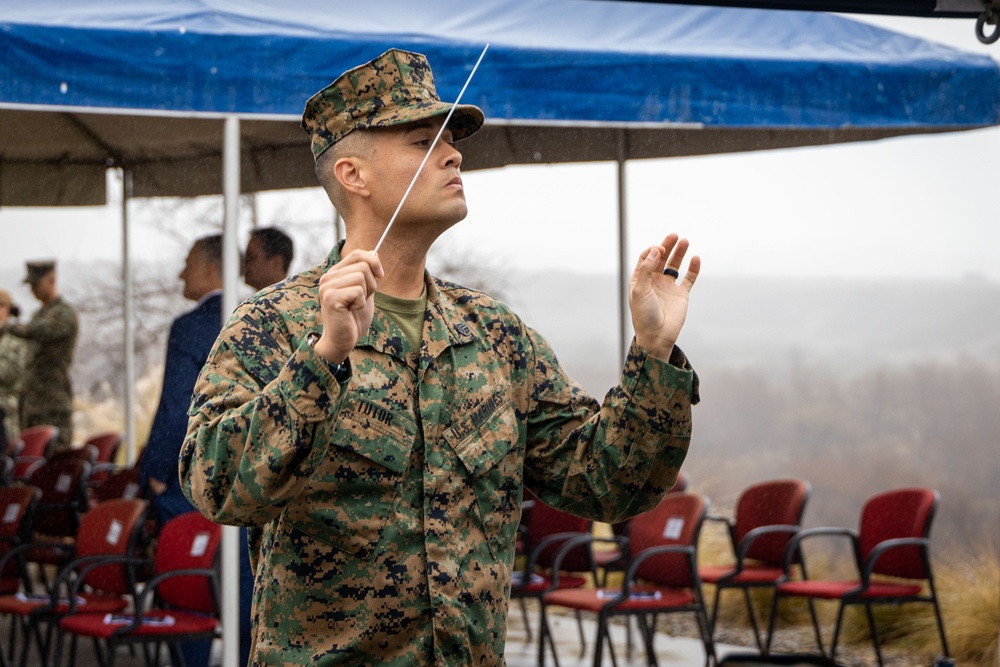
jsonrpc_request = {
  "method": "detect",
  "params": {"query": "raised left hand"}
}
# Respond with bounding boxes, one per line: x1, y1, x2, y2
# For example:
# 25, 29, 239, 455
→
628, 233, 700, 362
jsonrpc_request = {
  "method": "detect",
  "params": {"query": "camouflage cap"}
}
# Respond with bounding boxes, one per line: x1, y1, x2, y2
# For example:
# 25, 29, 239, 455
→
301, 48, 485, 161
23, 260, 55, 284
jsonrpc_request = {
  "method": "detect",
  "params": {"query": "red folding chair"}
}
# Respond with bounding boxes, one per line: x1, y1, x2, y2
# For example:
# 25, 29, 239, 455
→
699, 478, 814, 651
593, 472, 689, 587
81, 433, 124, 490
511, 499, 594, 667
0, 486, 40, 667
10, 458, 45, 485
765, 488, 949, 667
543, 492, 715, 667
16, 426, 59, 459
0, 498, 148, 667
0, 486, 41, 595
22, 459, 91, 593
57, 511, 222, 667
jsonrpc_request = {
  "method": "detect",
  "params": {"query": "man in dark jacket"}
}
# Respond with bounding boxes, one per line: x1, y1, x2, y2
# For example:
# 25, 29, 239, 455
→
141, 235, 224, 667
141, 234, 224, 522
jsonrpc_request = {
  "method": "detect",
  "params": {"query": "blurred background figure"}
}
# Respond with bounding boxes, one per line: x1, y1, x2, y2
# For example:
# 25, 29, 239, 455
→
4, 261, 78, 451
244, 226, 294, 291
140, 234, 223, 667
141, 235, 224, 526
0, 288, 27, 441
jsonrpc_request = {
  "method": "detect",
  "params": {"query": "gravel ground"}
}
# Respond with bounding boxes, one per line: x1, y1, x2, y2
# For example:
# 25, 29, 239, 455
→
650, 613, 931, 667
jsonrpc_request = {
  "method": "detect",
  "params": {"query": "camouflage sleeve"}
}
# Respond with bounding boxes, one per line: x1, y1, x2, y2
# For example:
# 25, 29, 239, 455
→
179, 310, 351, 526
7, 303, 77, 342
0, 336, 26, 389
523, 332, 698, 524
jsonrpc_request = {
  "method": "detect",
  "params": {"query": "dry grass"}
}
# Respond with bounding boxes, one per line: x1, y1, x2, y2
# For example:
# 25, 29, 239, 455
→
70, 367, 164, 459
693, 516, 1000, 666
827, 543, 999, 666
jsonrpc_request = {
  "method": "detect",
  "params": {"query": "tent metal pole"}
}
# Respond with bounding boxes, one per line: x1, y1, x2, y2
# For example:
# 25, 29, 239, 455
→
121, 168, 136, 464
616, 130, 628, 369
221, 115, 241, 667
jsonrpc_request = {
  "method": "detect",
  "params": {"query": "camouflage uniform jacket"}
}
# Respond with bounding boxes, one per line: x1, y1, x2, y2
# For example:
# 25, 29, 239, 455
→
0, 331, 28, 436
6, 297, 78, 415
180, 246, 698, 666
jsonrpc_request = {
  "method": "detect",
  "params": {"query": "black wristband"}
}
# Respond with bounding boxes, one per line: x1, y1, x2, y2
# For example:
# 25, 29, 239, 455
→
307, 332, 351, 383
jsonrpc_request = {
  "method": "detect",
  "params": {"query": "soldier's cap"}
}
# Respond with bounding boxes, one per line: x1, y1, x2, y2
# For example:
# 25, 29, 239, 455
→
23, 260, 55, 284
301, 48, 485, 162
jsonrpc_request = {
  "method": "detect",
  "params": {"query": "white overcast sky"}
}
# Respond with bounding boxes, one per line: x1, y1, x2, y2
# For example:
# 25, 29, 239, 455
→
1, 13, 998, 289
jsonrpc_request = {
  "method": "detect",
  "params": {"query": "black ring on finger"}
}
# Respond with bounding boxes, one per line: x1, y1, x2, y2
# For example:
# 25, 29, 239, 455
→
662, 267, 680, 278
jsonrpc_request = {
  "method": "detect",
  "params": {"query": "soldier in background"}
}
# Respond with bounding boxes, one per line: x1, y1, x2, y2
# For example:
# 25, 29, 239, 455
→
4, 261, 78, 451
0, 288, 27, 440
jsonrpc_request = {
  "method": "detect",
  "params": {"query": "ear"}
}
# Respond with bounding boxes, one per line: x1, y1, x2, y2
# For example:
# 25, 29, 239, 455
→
333, 156, 371, 199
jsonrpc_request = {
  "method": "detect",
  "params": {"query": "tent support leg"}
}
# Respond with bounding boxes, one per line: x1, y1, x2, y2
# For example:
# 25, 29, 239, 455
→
120, 168, 136, 464
616, 129, 628, 369
221, 115, 242, 667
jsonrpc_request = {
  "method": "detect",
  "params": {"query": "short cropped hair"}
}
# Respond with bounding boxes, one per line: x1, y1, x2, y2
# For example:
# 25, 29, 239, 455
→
250, 227, 294, 272
193, 234, 223, 276
315, 130, 376, 214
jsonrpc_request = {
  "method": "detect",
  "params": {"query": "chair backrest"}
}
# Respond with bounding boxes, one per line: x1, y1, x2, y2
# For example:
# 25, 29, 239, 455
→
84, 433, 123, 466
48, 445, 98, 466
734, 479, 811, 565
527, 501, 593, 573
859, 487, 937, 580
0, 485, 41, 578
670, 471, 689, 493
74, 499, 149, 594
629, 492, 707, 588
28, 458, 91, 539
3, 437, 23, 459
18, 425, 60, 458
90, 464, 143, 505
12, 456, 46, 482
155, 511, 222, 614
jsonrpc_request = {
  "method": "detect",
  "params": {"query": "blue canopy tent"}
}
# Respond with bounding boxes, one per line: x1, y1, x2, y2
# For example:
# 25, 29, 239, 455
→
2, 2, 998, 663
2, 0, 998, 206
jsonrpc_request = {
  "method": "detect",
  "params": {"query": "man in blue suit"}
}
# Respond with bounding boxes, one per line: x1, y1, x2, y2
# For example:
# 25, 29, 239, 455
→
141, 234, 224, 667
142, 234, 224, 522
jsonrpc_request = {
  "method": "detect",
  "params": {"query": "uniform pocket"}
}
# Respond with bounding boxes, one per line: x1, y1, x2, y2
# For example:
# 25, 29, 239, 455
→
286, 396, 416, 559
443, 387, 522, 559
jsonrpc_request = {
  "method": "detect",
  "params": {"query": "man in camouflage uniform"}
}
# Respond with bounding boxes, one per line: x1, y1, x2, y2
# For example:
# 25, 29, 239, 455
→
4, 261, 78, 451
181, 48, 701, 666
0, 288, 28, 440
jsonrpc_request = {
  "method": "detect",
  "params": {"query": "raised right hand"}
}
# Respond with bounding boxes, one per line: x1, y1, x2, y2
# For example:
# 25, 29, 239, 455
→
313, 249, 383, 364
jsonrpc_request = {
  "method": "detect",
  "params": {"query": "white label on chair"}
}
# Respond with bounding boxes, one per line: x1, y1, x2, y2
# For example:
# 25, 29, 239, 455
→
55, 474, 72, 493
123, 483, 139, 499
106, 519, 123, 545
2, 503, 20, 524
663, 517, 684, 539
191, 532, 210, 557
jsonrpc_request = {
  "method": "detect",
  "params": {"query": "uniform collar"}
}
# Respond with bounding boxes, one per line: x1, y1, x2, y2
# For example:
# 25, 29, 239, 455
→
324, 244, 477, 364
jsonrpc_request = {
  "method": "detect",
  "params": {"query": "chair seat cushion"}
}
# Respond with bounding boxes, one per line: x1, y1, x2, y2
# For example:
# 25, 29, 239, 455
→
700, 564, 785, 584
545, 586, 695, 612
60, 609, 219, 639
0, 592, 128, 616
777, 579, 923, 599
512, 574, 588, 596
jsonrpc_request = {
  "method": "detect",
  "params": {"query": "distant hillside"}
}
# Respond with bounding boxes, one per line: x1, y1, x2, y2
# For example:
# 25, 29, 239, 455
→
502, 272, 1000, 396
